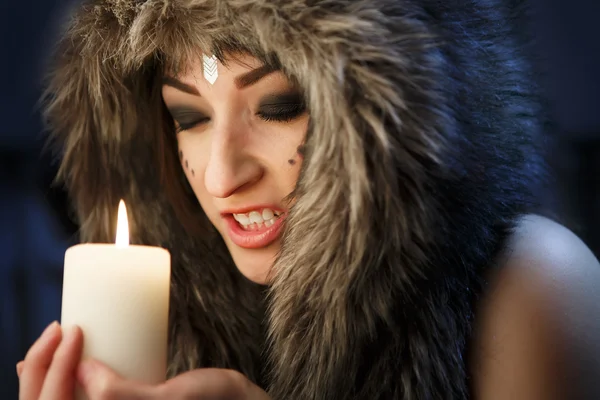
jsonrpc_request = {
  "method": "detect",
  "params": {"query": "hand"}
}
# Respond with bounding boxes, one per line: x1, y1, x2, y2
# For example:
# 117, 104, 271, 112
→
77, 360, 271, 400
17, 321, 84, 400
16, 321, 270, 400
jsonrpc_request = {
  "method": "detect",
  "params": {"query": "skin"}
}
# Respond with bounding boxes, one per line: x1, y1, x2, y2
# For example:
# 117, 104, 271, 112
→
471, 215, 600, 399
17, 324, 269, 399
17, 57, 600, 399
163, 53, 308, 284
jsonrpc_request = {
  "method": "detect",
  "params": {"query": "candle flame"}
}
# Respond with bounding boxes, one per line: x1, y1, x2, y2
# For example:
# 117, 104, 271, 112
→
115, 200, 129, 247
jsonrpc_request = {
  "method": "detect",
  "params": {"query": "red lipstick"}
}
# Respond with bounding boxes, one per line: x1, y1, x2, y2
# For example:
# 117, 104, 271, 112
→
221, 206, 286, 249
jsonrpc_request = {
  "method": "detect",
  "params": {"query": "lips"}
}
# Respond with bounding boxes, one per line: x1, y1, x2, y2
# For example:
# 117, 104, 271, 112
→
223, 209, 286, 249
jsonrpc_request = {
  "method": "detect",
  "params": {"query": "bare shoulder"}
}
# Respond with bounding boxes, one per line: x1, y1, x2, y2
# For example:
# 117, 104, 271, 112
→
506, 214, 599, 276
471, 214, 600, 400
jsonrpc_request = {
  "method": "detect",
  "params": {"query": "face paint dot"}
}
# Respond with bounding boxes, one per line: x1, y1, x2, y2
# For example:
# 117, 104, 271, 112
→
179, 150, 183, 160
297, 145, 305, 157
288, 159, 296, 165
185, 160, 189, 169
191, 169, 195, 176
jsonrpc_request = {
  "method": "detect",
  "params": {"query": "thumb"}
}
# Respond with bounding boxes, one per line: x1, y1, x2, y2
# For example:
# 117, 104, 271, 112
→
77, 359, 156, 399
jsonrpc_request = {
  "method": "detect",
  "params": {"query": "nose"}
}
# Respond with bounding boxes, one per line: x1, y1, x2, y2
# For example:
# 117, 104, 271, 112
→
204, 121, 262, 198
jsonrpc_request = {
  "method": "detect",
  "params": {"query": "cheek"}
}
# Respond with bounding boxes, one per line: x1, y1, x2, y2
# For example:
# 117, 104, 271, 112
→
177, 133, 210, 180
178, 148, 196, 177
270, 120, 306, 192
177, 137, 209, 202
178, 142, 220, 223
287, 144, 305, 166
270, 115, 306, 165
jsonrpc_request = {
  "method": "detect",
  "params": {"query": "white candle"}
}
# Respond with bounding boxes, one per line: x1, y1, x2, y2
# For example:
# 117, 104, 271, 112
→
61, 200, 171, 394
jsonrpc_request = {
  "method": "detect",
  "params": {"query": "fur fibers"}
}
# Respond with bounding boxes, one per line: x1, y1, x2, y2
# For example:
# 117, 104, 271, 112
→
43, 0, 545, 398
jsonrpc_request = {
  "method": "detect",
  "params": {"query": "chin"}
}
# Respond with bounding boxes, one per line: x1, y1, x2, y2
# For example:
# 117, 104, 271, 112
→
230, 248, 276, 285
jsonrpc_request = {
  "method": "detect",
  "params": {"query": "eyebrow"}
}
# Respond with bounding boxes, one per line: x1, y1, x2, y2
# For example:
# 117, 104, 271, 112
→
162, 76, 200, 96
234, 64, 278, 88
162, 65, 279, 95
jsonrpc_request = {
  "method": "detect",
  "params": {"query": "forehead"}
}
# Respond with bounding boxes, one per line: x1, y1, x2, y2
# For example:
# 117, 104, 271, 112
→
165, 52, 265, 81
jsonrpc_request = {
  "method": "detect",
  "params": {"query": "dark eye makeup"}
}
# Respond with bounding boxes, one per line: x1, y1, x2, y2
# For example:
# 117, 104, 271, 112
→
167, 91, 306, 133
169, 108, 210, 132
256, 92, 306, 122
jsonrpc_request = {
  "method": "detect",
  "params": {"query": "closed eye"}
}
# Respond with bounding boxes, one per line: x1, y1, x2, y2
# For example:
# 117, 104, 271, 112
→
257, 103, 306, 122
256, 92, 306, 122
168, 108, 210, 133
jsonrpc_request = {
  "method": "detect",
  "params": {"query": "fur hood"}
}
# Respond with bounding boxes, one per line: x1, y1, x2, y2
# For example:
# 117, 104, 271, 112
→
44, 0, 545, 398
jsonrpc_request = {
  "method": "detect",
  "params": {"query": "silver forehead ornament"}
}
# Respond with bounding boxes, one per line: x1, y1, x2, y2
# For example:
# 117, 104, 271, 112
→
202, 54, 219, 85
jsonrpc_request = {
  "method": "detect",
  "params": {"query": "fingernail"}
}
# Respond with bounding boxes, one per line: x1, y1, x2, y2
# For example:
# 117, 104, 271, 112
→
63, 325, 81, 343
16, 361, 24, 377
41, 321, 59, 340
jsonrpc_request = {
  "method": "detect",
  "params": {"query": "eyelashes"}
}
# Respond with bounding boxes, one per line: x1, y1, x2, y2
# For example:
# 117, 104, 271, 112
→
256, 93, 306, 123
256, 103, 305, 122
169, 92, 306, 133
172, 110, 210, 132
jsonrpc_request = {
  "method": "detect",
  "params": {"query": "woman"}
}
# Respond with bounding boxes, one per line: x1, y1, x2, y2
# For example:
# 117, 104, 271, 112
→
18, 0, 600, 399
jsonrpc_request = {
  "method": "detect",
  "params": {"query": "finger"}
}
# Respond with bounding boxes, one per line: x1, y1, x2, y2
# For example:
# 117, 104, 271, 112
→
78, 359, 156, 400
19, 321, 62, 400
17, 361, 24, 377
38, 325, 84, 400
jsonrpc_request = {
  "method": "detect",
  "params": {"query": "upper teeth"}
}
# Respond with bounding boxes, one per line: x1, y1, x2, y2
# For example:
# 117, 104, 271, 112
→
233, 208, 281, 228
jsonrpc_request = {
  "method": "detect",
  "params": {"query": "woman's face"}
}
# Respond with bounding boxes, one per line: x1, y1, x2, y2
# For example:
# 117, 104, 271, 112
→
162, 54, 307, 284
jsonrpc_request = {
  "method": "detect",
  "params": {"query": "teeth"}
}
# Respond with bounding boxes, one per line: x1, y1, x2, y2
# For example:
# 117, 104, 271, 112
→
249, 211, 263, 224
262, 209, 274, 220
232, 208, 281, 230
233, 213, 250, 225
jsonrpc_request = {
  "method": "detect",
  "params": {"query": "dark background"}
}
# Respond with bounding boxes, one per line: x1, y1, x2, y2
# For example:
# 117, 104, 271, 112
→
1, 0, 599, 398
